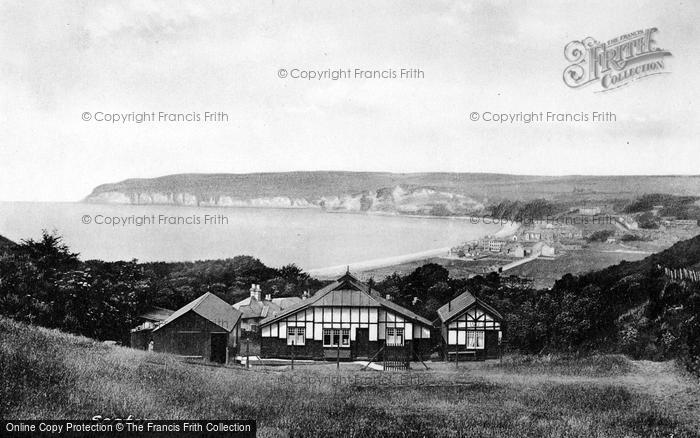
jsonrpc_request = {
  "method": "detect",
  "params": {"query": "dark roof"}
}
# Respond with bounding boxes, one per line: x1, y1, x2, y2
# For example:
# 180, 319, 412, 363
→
155, 292, 241, 333
233, 296, 302, 320
137, 306, 175, 322
260, 272, 432, 326
436, 290, 503, 323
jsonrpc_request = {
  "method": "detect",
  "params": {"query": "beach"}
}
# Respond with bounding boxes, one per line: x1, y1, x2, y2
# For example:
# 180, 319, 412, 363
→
308, 220, 520, 278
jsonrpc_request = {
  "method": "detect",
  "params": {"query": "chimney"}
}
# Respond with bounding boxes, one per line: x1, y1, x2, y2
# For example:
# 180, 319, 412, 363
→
302, 291, 309, 300
448, 300, 451, 311
265, 294, 272, 301
250, 284, 261, 301
385, 294, 392, 301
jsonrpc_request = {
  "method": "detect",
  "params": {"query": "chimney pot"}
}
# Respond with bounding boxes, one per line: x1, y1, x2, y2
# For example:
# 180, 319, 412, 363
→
250, 284, 261, 301
265, 294, 272, 301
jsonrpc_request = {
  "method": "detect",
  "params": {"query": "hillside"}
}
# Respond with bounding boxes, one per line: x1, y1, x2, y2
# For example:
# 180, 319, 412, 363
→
476, 234, 700, 373
1, 316, 698, 436
575, 233, 700, 285
0, 234, 15, 251
83, 172, 700, 214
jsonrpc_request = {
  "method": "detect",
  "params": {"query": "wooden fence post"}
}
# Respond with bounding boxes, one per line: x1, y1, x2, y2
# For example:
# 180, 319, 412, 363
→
455, 341, 459, 368
291, 340, 295, 370
383, 340, 387, 371
336, 340, 340, 370
246, 338, 250, 369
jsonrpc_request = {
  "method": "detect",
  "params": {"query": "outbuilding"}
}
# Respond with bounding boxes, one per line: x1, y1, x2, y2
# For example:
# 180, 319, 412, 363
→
130, 306, 175, 350
134, 293, 242, 364
233, 284, 302, 333
437, 290, 503, 361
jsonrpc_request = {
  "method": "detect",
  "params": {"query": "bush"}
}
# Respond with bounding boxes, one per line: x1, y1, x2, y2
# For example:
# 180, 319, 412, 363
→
587, 230, 615, 242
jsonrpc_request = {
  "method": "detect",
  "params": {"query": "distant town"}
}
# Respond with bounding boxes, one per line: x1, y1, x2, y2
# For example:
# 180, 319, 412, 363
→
433, 203, 700, 287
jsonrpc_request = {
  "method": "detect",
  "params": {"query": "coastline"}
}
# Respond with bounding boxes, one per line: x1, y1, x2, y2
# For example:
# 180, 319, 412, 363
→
308, 220, 521, 278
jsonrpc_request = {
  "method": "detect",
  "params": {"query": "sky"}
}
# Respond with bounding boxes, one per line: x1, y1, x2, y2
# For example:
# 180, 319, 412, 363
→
0, 0, 698, 202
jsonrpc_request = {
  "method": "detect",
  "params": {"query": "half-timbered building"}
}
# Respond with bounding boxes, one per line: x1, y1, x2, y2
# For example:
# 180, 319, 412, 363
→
437, 290, 503, 361
259, 271, 433, 362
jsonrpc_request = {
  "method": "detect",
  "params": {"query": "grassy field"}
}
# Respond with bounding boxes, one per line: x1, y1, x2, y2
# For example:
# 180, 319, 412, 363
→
353, 257, 507, 281
506, 249, 650, 289
355, 250, 647, 288
2, 317, 699, 437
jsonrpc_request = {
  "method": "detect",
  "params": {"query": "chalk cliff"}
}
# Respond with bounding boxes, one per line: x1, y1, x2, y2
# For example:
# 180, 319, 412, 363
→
85, 181, 485, 215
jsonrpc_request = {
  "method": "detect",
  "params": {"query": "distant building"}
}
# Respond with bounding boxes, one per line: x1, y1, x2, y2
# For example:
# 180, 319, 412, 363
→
478, 236, 507, 252
131, 293, 242, 364
540, 243, 555, 257
437, 290, 503, 361
521, 230, 556, 242
233, 284, 303, 333
616, 216, 639, 230
666, 219, 698, 228
505, 243, 524, 258
577, 207, 601, 216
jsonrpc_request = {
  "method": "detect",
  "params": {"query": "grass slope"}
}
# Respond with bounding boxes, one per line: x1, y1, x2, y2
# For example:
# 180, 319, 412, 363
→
1, 317, 699, 437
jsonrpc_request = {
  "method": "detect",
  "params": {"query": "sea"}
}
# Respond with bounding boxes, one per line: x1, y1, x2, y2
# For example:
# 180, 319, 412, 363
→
0, 202, 498, 271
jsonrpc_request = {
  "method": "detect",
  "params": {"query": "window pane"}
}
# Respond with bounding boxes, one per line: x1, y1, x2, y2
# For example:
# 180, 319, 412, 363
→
295, 328, 305, 346
466, 331, 485, 349
386, 327, 404, 346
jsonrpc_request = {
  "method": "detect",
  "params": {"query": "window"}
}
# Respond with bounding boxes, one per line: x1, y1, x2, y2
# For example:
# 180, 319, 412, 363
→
322, 328, 349, 347
466, 331, 485, 349
287, 327, 305, 346
386, 327, 404, 346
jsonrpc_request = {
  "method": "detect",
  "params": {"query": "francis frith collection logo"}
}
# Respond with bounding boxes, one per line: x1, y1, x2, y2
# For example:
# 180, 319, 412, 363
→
563, 28, 671, 91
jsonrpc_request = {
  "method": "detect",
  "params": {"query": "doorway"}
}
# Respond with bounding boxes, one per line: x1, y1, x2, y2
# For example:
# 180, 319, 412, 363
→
210, 333, 228, 363
354, 328, 370, 359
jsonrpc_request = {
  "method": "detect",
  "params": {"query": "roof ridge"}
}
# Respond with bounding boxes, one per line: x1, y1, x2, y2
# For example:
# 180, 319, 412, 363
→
190, 292, 211, 311
260, 273, 433, 327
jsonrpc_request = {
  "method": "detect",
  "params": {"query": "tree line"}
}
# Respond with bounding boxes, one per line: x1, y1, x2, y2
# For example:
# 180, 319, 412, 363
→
0, 232, 322, 344
1, 230, 698, 375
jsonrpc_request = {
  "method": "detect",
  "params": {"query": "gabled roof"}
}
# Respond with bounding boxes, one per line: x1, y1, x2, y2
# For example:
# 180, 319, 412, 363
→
233, 296, 302, 320
260, 272, 432, 326
436, 290, 503, 323
137, 306, 175, 322
155, 292, 241, 333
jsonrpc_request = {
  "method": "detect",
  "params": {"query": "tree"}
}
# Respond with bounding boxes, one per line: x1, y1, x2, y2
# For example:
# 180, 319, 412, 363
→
0, 231, 79, 327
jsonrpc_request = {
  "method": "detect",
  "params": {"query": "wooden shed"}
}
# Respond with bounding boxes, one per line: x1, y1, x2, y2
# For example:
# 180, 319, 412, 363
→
437, 290, 503, 361
145, 293, 241, 363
